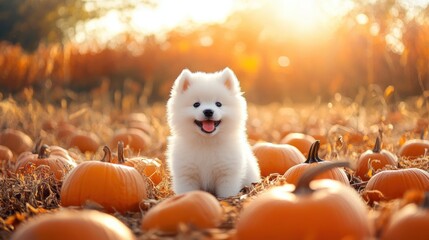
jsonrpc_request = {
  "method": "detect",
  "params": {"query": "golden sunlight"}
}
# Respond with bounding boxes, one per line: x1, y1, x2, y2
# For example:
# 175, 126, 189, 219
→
74, 0, 237, 45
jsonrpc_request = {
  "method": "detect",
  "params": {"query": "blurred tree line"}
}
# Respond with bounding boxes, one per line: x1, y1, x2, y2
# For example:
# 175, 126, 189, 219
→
0, 0, 428, 103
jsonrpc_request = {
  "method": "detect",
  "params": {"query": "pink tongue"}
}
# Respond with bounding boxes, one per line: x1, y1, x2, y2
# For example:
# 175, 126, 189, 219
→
202, 120, 215, 132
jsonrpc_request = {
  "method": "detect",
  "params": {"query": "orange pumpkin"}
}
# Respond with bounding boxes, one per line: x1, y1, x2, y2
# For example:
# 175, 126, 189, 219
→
398, 139, 429, 160
0, 145, 13, 161
55, 122, 77, 142
252, 142, 305, 177
141, 190, 222, 233
365, 168, 429, 201
0, 129, 33, 155
110, 128, 151, 153
14, 145, 76, 181
381, 193, 429, 240
236, 162, 372, 239
11, 209, 135, 240
67, 131, 101, 153
355, 137, 398, 181
114, 141, 163, 185
61, 146, 147, 213
283, 141, 350, 185
280, 132, 316, 157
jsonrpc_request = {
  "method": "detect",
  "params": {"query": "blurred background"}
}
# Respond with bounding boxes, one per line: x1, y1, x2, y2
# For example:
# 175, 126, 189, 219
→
0, 0, 428, 104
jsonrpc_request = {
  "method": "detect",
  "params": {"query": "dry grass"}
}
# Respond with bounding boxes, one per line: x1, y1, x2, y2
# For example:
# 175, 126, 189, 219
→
0, 87, 428, 240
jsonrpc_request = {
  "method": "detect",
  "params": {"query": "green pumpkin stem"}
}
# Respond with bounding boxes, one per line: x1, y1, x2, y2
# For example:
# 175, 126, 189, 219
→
38, 144, 51, 159
304, 140, 323, 164
101, 146, 112, 163
372, 136, 381, 153
117, 141, 125, 164
293, 161, 350, 195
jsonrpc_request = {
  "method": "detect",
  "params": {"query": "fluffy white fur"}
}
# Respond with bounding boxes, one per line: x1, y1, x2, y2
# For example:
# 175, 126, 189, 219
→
166, 68, 261, 198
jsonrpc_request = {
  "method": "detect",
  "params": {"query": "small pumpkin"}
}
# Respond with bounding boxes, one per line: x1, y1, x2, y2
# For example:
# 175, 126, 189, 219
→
11, 209, 135, 240
252, 142, 305, 177
0, 145, 13, 161
141, 190, 222, 233
114, 141, 163, 185
67, 131, 101, 153
110, 128, 151, 153
14, 144, 76, 181
0, 129, 33, 155
283, 140, 350, 185
280, 132, 316, 157
365, 168, 429, 201
398, 139, 429, 160
381, 192, 429, 240
235, 162, 372, 239
354, 137, 397, 181
61, 146, 147, 213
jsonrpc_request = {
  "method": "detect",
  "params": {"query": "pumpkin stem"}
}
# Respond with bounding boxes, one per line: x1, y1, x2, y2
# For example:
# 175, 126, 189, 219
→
38, 144, 51, 159
304, 140, 323, 164
293, 161, 350, 195
101, 146, 112, 163
33, 138, 43, 154
372, 136, 381, 153
117, 141, 125, 164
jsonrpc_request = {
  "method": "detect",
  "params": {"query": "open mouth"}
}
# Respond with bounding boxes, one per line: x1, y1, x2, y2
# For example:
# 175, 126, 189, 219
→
194, 120, 221, 134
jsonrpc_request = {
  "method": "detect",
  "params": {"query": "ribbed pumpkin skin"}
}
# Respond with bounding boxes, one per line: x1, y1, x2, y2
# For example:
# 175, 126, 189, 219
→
284, 162, 350, 185
11, 210, 135, 240
236, 180, 372, 240
398, 139, 429, 159
253, 142, 305, 177
61, 161, 147, 213
365, 168, 429, 200
381, 204, 429, 240
14, 146, 76, 181
355, 139, 398, 181
141, 191, 222, 233
283, 141, 350, 185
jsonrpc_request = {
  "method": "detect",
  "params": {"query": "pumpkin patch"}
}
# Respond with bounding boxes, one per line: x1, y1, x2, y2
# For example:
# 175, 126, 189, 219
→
1, 86, 429, 240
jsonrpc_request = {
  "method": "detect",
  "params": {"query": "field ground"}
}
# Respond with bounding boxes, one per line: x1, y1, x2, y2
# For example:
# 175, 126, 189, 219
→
0, 88, 428, 239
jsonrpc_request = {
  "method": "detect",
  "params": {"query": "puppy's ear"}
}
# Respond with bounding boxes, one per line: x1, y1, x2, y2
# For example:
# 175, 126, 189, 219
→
173, 69, 192, 93
221, 67, 240, 93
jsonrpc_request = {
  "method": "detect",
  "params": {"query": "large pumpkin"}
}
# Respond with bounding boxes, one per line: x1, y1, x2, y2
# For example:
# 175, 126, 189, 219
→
365, 168, 429, 201
354, 137, 397, 181
283, 140, 349, 185
252, 142, 305, 177
141, 190, 222, 233
61, 146, 147, 213
14, 144, 76, 181
398, 139, 429, 160
11, 209, 135, 240
381, 193, 429, 240
236, 162, 372, 239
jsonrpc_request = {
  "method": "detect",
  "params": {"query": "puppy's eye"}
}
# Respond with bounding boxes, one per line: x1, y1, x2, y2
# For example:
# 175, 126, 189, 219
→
193, 102, 200, 108
215, 102, 222, 107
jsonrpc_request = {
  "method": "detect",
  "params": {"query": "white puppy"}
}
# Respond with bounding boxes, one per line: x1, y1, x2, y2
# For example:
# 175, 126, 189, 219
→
166, 68, 261, 198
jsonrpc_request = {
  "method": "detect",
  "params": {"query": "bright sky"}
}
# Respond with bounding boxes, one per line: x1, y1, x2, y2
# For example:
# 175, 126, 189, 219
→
72, 0, 429, 46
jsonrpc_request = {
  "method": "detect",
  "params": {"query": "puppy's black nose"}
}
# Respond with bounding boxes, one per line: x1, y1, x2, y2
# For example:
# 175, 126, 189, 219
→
203, 109, 214, 118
